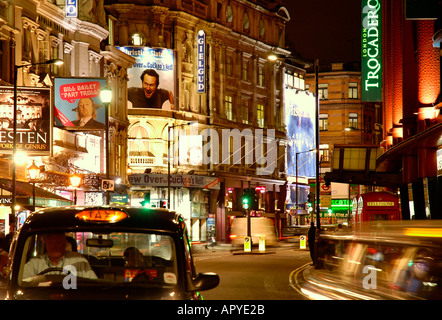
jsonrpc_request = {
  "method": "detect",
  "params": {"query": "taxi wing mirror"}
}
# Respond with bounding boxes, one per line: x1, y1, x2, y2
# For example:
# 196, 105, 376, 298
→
188, 272, 220, 291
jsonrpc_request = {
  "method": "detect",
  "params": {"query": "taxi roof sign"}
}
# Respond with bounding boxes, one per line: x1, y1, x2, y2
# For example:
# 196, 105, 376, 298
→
75, 209, 128, 223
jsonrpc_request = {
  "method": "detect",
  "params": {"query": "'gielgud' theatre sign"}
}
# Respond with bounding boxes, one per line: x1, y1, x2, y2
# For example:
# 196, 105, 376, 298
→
361, 0, 382, 102
0, 87, 51, 154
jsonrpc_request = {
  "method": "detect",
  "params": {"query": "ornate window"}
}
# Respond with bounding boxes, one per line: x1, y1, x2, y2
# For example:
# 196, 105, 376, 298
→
226, 4, 233, 23
130, 33, 146, 46
259, 18, 265, 38
243, 12, 250, 33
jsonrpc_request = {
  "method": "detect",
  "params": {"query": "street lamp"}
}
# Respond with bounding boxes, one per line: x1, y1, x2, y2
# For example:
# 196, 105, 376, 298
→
12, 58, 63, 223
27, 160, 40, 212
100, 86, 112, 205
167, 122, 192, 209
69, 174, 82, 205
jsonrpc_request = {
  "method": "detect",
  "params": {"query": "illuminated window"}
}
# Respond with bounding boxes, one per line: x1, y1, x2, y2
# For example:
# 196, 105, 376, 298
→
286, 73, 294, 88
318, 83, 328, 100
225, 95, 233, 121
319, 114, 328, 131
299, 75, 305, 90
257, 103, 264, 128
349, 112, 358, 129
130, 33, 146, 46
319, 145, 330, 162
348, 82, 358, 99
293, 73, 300, 89
242, 60, 249, 81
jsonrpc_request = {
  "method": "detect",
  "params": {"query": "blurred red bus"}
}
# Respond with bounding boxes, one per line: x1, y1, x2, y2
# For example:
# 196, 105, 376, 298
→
351, 191, 400, 227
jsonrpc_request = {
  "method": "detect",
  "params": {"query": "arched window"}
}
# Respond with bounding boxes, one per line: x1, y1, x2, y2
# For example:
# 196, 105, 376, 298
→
130, 33, 146, 46
226, 4, 233, 23
243, 12, 250, 33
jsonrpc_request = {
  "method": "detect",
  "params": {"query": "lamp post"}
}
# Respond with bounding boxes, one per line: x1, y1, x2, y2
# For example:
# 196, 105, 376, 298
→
314, 59, 320, 230
167, 122, 192, 209
27, 160, 40, 212
12, 59, 63, 222
69, 174, 82, 205
100, 86, 112, 205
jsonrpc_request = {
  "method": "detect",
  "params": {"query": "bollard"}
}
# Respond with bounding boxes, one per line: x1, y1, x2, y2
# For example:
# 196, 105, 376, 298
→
258, 235, 266, 252
244, 236, 251, 252
300, 235, 307, 249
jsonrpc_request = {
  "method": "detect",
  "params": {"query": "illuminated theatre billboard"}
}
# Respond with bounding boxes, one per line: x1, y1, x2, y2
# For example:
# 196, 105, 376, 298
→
54, 78, 107, 131
361, 0, 382, 102
0, 87, 51, 154
284, 88, 316, 178
117, 46, 175, 110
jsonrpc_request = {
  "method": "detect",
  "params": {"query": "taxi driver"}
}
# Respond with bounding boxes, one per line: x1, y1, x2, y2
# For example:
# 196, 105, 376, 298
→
23, 233, 97, 280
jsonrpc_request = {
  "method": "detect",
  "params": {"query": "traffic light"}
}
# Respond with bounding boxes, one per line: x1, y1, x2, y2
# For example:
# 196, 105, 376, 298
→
307, 193, 314, 204
242, 189, 251, 210
140, 191, 151, 207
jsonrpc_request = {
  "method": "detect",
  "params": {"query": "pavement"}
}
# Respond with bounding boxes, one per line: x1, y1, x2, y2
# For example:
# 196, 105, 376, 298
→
191, 238, 305, 254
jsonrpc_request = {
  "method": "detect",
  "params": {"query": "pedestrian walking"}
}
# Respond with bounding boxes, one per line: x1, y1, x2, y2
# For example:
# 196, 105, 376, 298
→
307, 222, 316, 265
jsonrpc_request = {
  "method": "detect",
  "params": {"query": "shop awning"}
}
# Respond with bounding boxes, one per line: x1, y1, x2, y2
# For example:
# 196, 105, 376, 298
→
0, 178, 72, 207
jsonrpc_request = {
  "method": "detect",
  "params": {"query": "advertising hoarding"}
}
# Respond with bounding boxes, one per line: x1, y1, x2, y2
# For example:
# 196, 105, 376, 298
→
284, 88, 316, 178
54, 78, 107, 130
117, 46, 175, 110
0, 86, 51, 154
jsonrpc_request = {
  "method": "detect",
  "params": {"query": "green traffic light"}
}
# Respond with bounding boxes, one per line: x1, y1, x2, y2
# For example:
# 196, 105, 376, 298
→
242, 196, 250, 209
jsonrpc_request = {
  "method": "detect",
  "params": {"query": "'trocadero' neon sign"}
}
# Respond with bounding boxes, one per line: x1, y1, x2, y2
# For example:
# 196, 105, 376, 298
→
361, 0, 382, 102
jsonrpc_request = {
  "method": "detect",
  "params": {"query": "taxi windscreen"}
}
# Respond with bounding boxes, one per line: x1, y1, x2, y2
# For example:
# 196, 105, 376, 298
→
18, 231, 177, 288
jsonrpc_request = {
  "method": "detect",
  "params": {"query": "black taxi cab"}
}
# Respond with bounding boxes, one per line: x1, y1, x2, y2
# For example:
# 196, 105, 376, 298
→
0, 206, 219, 300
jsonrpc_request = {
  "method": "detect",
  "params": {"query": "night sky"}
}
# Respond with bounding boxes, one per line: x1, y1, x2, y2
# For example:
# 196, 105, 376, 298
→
284, 0, 362, 65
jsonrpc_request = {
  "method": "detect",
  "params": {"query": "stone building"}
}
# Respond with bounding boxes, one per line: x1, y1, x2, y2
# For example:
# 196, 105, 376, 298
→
0, 0, 296, 241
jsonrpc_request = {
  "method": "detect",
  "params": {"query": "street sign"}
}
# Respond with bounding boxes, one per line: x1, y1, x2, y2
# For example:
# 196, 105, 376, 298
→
101, 179, 115, 191
300, 235, 306, 250
244, 236, 251, 252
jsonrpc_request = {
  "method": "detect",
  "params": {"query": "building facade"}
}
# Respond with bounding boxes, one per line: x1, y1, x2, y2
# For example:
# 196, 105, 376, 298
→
376, 0, 442, 220
105, 0, 292, 241
0, 0, 295, 241
0, 0, 132, 228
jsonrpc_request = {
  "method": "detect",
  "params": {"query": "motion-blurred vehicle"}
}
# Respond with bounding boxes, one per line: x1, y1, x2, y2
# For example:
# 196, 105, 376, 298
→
229, 217, 277, 247
0, 206, 219, 300
299, 221, 442, 300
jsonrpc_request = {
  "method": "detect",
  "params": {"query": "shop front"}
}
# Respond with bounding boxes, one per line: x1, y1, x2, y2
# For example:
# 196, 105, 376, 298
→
128, 173, 220, 241
0, 178, 73, 229
221, 176, 286, 242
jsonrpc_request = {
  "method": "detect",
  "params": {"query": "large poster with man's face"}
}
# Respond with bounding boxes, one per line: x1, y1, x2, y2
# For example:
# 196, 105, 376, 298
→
54, 78, 107, 131
117, 46, 175, 110
0, 86, 51, 154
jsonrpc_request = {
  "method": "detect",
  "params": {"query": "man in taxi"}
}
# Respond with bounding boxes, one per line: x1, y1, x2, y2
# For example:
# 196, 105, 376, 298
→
23, 233, 97, 280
